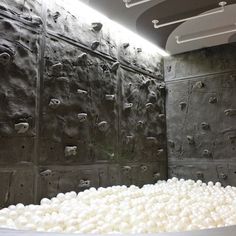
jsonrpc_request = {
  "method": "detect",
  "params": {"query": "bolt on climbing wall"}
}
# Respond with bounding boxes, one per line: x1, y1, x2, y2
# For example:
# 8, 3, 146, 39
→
0, 0, 166, 207
165, 43, 236, 185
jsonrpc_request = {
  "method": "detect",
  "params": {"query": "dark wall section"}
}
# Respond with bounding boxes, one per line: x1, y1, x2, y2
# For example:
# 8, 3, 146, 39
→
165, 43, 236, 185
0, 0, 166, 207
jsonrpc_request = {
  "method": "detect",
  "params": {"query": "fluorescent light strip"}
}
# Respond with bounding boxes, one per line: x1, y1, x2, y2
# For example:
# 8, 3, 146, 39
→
123, 0, 154, 8
176, 24, 236, 44
152, 1, 227, 29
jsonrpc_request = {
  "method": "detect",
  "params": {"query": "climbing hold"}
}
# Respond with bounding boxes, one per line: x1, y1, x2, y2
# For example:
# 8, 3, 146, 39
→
76, 53, 88, 65
91, 22, 103, 32
51, 62, 62, 76
224, 109, 236, 116
77, 113, 88, 123
105, 94, 115, 101
148, 91, 157, 103
137, 120, 144, 130
14, 122, 29, 134
123, 103, 133, 111
126, 135, 134, 145
91, 41, 100, 50
159, 114, 165, 119
110, 61, 120, 73
157, 149, 164, 156
168, 140, 175, 148
179, 102, 187, 111
78, 179, 91, 188
219, 173, 228, 180
187, 136, 195, 145
209, 96, 217, 104
196, 171, 204, 179
49, 99, 61, 109
64, 146, 77, 157
153, 172, 161, 179
40, 169, 52, 177
123, 43, 130, 49
98, 121, 109, 132
77, 89, 88, 95
122, 166, 132, 174
146, 103, 154, 111
140, 79, 151, 89
202, 149, 212, 157
0, 52, 10, 65
140, 165, 148, 172
137, 48, 142, 53
32, 16, 43, 26
201, 122, 210, 130
194, 81, 205, 89
52, 11, 61, 23
146, 137, 158, 145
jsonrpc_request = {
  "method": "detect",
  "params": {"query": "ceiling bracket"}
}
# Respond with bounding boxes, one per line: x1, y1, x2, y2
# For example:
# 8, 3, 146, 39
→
123, 0, 154, 8
152, 1, 227, 29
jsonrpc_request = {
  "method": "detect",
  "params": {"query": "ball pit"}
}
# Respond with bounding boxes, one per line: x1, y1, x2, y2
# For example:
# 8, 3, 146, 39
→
0, 178, 236, 234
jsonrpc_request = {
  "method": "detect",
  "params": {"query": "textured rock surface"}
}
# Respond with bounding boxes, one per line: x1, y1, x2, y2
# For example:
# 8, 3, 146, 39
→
165, 43, 236, 184
0, 0, 165, 207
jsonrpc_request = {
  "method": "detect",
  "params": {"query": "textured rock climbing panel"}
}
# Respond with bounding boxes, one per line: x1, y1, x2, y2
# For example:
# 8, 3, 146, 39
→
165, 43, 236, 184
0, 0, 166, 207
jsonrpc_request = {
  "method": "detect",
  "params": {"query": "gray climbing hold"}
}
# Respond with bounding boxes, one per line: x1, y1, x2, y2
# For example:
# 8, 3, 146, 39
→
91, 41, 100, 50
98, 121, 109, 132
137, 48, 142, 53
32, 16, 43, 26
209, 96, 217, 104
140, 165, 148, 172
77, 53, 87, 65
123, 43, 130, 49
51, 62, 62, 76
224, 109, 236, 116
65, 146, 77, 157
153, 172, 161, 179
52, 11, 61, 23
146, 103, 154, 111
105, 94, 115, 101
194, 81, 205, 89
40, 169, 52, 177
146, 137, 158, 144
187, 135, 195, 145
78, 179, 91, 188
168, 140, 175, 148
159, 114, 165, 119
49, 98, 61, 109
137, 120, 144, 129
196, 171, 204, 179
91, 22, 103, 32
0, 52, 10, 65
126, 135, 134, 144
122, 166, 132, 174
77, 89, 88, 95
148, 91, 157, 102
219, 173, 228, 180
14, 122, 29, 134
157, 149, 164, 156
123, 103, 133, 110
110, 61, 120, 73
179, 102, 187, 110
78, 113, 88, 122
202, 149, 212, 157
201, 122, 210, 130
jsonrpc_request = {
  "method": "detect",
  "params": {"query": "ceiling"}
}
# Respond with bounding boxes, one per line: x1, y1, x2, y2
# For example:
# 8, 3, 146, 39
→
81, 0, 236, 55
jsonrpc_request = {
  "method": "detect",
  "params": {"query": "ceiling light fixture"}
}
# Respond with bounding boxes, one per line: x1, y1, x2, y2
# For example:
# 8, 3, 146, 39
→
176, 23, 236, 44
123, 0, 154, 8
152, 1, 227, 29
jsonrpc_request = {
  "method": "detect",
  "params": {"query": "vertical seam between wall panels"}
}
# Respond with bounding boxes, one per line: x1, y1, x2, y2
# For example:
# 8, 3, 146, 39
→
33, 0, 47, 204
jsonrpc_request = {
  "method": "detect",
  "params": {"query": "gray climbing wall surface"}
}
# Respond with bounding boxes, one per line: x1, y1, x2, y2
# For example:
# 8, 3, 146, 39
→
165, 43, 236, 185
0, 0, 166, 207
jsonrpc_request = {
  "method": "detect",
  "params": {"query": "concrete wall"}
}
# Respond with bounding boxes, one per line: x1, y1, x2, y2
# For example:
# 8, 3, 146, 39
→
165, 43, 236, 185
0, 0, 166, 207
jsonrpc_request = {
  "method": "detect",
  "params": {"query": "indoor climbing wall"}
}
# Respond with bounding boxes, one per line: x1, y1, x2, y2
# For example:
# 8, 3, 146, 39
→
0, 0, 166, 207
165, 43, 236, 185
